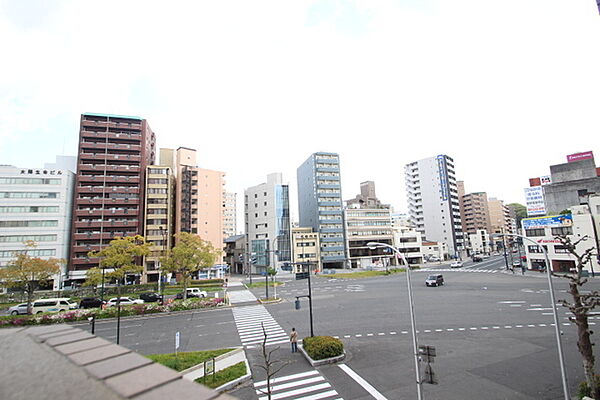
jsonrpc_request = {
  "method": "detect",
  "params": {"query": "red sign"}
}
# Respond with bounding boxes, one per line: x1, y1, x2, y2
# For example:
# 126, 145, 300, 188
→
567, 151, 594, 163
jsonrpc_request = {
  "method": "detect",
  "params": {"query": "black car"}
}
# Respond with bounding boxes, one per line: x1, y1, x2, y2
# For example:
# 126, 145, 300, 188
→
139, 292, 163, 303
79, 297, 104, 309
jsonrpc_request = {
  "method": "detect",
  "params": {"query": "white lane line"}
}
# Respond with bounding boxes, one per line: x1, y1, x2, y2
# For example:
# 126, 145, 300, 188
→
424, 330, 431, 333
481, 327, 488, 330
338, 364, 388, 400
499, 301, 526, 304
539, 324, 547, 327
367, 333, 374, 337
516, 325, 523, 328
390, 332, 397, 335
528, 324, 536, 327
493, 326, 500, 329
401, 331, 408, 334
446, 328, 454, 331
356, 334, 362, 337
458, 328, 465, 331
470, 328, 477, 330
435, 329, 443, 332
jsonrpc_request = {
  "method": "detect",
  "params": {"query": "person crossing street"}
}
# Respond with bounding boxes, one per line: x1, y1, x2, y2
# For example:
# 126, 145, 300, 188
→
290, 327, 298, 353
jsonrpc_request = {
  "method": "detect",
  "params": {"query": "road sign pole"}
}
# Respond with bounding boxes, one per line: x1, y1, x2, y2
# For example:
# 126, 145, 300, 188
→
308, 267, 314, 337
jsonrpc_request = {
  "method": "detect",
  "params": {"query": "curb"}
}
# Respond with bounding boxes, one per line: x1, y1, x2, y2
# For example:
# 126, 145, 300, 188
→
213, 359, 252, 392
298, 343, 346, 367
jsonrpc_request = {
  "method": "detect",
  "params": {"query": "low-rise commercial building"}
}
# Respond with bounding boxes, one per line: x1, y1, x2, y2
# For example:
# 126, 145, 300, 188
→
291, 227, 321, 273
468, 229, 491, 256
344, 205, 395, 269
393, 225, 424, 265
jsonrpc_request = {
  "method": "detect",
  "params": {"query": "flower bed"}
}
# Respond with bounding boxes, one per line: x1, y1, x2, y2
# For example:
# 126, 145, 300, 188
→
0, 297, 224, 328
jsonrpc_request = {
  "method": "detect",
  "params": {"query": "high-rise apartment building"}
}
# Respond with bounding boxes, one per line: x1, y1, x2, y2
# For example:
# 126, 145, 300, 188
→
69, 113, 155, 282
142, 165, 174, 282
0, 165, 74, 291
297, 152, 346, 269
223, 192, 237, 239
244, 173, 291, 273
461, 192, 492, 234
161, 147, 226, 263
405, 155, 463, 257
488, 197, 512, 235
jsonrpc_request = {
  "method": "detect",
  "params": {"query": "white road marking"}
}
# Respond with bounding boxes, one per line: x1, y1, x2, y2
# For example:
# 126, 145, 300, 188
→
338, 364, 387, 400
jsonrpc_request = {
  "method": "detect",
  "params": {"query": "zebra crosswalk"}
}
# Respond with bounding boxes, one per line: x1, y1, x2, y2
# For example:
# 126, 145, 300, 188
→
419, 268, 499, 274
254, 370, 343, 400
228, 289, 258, 304
232, 305, 289, 347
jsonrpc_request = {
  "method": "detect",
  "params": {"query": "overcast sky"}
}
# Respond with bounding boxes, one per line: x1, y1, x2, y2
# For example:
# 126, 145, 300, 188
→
1, 0, 599, 228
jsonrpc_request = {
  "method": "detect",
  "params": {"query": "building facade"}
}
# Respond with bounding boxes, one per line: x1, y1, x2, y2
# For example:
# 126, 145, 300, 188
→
461, 192, 492, 235
297, 152, 346, 268
223, 192, 237, 239
344, 205, 394, 268
244, 173, 291, 273
405, 155, 463, 258
142, 165, 175, 283
69, 113, 155, 283
291, 227, 321, 273
468, 229, 491, 256
0, 165, 75, 291
393, 225, 424, 265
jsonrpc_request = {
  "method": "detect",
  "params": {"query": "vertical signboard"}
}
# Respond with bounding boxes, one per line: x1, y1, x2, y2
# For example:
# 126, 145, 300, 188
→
436, 155, 448, 201
524, 186, 546, 216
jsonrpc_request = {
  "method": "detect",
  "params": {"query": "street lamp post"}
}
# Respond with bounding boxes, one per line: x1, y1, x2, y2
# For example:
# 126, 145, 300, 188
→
367, 241, 423, 400
493, 233, 569, 400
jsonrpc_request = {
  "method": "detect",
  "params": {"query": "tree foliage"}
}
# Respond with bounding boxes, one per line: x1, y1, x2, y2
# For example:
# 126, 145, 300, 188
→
160, 232, 218, 299
0, 241, 62, 313
88, 235, 150, 296
552, 235, 600, 398
82, 267, 109, 293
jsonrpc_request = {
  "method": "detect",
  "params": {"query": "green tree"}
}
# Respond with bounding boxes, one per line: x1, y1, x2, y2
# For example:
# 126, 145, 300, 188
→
88, 235, 150, 297
0, 241, 62, 314
82, 267, 109, 294
160, 232, 218, 299
507, 203, 527, 226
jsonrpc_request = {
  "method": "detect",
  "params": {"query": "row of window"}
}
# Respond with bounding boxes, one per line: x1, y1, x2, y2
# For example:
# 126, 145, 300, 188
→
528, 245, 569, 254
347, 221, 391, 227
147, 178, 168, 185
346, 211, 390, 217
0, 192, 59, 199
0, 220, 58, 227
148, 188, 168, 194
525, 227, 573, 237
0, 234, 57, 243
0, 178, 61, 185
296, 242, 316, 247
0, 206, 59, 213
349, 230, 391, 236
0, 249, 57, 258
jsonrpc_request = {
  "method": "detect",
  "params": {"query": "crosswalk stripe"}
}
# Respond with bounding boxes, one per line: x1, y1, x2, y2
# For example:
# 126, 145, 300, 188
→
232, 305, 287, 348
254, 370, 320, 387
255, 376, 325, 394
293, 390, 340, 400
258, 382, 332, 400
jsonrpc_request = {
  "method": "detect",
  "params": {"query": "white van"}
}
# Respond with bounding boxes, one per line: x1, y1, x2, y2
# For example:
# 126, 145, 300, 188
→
31, 298, 77, 314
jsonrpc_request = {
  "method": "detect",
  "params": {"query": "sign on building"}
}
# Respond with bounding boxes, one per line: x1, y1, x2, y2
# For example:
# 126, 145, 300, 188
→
524, 186, 546, 216
522, 214, 573, 230
567, 151, 594, 163
540, 175, 552, 185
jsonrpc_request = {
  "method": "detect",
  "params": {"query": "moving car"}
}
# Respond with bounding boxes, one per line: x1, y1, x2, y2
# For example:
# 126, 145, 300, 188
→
139, 292, 163, 303
512, 260, 522, 268
8, 303, 28, 315
428, 256, 441, 262
425, 274, 444, 287
106, 297, 144, 307
472, 255, 483, 262
79, 297, 104, 309
30, 298, 78, 314
175, 288, 208, 299
450, 261, 463, 268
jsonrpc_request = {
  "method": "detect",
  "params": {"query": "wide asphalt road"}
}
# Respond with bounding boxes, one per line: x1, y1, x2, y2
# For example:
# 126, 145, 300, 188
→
79, 266, 597, 399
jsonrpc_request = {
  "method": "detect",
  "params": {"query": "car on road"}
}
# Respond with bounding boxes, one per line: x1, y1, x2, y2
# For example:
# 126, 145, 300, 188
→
79, 297, 104, 309
175, 288, 208, 299
139, 292, 163, 303
8, 303, 28, 315
450, 261, 463, 268
482, 254, 490, 259
106, 297, 144, 307
30, 298, 78, 314
428, 256, 441, 262
472, 255, 483, 262
512, 260, 522, 268
425, 274, 444, 287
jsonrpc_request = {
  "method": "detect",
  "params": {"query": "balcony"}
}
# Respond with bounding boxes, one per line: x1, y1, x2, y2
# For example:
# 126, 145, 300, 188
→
79, 152, 141, 162
81, 130, 142, 141
73, 232, 114, 241
80, 141, 142, 153
71, 257, 101, 265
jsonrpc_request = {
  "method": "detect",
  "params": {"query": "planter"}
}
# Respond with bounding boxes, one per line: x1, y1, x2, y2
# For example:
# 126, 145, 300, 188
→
298, 343, 345, 367
212, 359, 252, 392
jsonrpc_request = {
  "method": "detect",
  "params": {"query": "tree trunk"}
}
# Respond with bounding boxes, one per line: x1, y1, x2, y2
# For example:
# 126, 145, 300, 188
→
572, 282, 599, 398
183, 274, 189, 300
26, 282, 35, 315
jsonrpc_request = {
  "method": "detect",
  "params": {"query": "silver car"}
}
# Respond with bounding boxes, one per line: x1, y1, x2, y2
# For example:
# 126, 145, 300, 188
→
8, 303, 29, 315
106, 297, 144, 307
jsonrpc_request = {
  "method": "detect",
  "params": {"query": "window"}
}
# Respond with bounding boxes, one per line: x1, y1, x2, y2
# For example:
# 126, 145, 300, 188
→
525, 229, 545, 237
554, 245, 569, 254
0, 192, 58, 199
0, 206, 59, 213
528, 245, 547, 253
0, 220, 58, 228
551, 227, 572, 236
0, 234, 57, 243
0, 178, 60, 185
0, 249, 56, 258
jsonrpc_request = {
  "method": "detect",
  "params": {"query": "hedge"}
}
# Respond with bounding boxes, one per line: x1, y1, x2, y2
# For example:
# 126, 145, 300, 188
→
302, 336, 344, 360
0, 297, 224, 328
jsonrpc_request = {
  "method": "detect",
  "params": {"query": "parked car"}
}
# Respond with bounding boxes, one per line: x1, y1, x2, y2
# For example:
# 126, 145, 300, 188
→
8, 303, 28, 315
472, 255, 483, 262
106, 297, 144, 307
512, 260, 522, 268
139, 292, 163, 303
79, 297, 104, 309
428, 256, 441, 262
450, 261, 463, 268
30, 298, 78, 314
175, 288, 208, 299
425, 274, 444, 287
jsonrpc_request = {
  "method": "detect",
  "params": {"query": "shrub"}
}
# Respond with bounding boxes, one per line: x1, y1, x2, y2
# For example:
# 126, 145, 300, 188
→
302, 336, 344, 360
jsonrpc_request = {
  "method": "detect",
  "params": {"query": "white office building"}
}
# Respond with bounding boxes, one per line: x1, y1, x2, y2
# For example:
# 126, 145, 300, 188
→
244, 173, 291, 273
405, 155, 464, 258
0, 165, 75, 291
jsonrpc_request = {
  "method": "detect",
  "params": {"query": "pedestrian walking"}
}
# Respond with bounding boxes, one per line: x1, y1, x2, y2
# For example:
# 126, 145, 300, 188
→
290, 328, 298, 353
521, 265, 526, 275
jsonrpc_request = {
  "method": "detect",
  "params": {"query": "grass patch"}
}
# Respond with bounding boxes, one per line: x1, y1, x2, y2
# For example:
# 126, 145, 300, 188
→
146, 349, 233, 372
320, 268, 406, 279
246, 281, 283, 288
196, 361, 247, 389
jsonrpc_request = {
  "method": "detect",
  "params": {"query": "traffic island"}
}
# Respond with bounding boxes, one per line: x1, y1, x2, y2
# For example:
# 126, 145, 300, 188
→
298, 336, 345, 367
258, 297, 283, 304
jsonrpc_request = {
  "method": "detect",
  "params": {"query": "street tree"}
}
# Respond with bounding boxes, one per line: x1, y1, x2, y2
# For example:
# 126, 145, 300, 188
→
552, 235, 600, 397
88, 235, 150, 297
160, 232, 218, 299
255, 322, 289, 399
82, 267, 108, 294
0, 241, 62, 314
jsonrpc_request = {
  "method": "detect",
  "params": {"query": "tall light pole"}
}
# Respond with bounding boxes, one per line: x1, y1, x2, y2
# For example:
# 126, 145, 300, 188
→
367, 241, 422, 400
493, 233, 569, 400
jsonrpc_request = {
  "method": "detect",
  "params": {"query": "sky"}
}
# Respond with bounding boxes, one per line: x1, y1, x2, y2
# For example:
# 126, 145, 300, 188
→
1, 0, 599, 229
